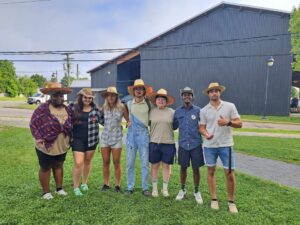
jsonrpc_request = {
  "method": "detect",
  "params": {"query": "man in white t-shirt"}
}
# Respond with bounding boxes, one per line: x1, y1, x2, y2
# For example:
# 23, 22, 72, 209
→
200, 82, 242, 213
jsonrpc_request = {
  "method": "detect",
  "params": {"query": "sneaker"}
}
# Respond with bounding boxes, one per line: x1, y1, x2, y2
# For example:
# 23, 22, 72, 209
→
228, 202, 238, 213
211, 200, 219, 210
74, 188, 83, 196
100, 184, 110, 192
115, 186, 121, 193
42, 192, 54, 200
194, 192, 203, 204
125, 190, 134, 195
175, 189, 186, 200
142, 190, 150, 197
55, 189, 68, 196
80, 184, 89, 192
161, 189, 169, 197
152, 189, 159, 197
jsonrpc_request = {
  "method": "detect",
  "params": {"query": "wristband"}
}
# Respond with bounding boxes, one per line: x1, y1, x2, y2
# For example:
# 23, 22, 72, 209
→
227, 121, 232, 127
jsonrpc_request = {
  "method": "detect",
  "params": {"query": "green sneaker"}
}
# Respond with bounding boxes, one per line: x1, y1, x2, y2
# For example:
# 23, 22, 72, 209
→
74, 188, 83, 196
80, 184, 89, 192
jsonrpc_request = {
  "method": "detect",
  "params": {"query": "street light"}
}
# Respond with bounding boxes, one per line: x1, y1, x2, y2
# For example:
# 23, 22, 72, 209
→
262, 56, 274, 119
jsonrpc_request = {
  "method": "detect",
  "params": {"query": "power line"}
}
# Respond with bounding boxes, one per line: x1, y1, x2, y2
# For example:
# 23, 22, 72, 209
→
0, 32, 299, 55
0, 0, 51, 5
3, 53, 294, 63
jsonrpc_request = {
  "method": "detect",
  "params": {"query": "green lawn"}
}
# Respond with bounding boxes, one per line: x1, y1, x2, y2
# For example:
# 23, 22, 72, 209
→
0, 96, 26, 101
234, 136, 300, 165
237, 128, 300, 135
241, 115, 300, 124
0, 127, 299, 225
3, 104, 37, 110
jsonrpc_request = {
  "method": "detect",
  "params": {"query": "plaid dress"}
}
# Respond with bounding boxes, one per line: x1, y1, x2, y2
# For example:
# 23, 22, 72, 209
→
101, 107, 123, 146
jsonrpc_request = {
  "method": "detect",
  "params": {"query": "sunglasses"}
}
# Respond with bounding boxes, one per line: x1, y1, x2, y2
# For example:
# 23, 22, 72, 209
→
209, 89, 220, 93
52, 93, 64, 98
83, 96, 93, 100
134, 87, 145, 91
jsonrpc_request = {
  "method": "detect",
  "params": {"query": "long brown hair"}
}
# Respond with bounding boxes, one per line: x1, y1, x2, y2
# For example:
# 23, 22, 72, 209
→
73, 94, 96, 124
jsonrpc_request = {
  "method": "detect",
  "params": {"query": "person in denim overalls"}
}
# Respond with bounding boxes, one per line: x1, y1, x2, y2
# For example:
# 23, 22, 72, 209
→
124, 79, 153, 196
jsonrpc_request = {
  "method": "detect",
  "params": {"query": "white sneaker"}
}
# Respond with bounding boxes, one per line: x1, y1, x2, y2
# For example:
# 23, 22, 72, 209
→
42, 192, 54, 200
55, 189, 68, 196
194, 192, 203, 204
161, 189, 169, 197
152, 189, 159, 197
211, 200, 219, 210
175, 189, 186, 200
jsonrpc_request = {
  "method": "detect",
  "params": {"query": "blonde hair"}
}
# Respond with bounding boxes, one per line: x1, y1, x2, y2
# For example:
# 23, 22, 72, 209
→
102, 98, 123, 112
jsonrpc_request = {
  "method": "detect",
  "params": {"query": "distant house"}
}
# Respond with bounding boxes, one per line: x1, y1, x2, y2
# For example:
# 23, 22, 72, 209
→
88, 2, 292, 115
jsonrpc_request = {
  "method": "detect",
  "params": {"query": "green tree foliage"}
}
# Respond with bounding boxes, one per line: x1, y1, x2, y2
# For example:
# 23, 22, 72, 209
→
60, 75, 75, 87
18, 76, 38, 97
291, 86, 299, 98
0, 60, 18, 97
290, 5, 300, 71
30, 74, 46, 88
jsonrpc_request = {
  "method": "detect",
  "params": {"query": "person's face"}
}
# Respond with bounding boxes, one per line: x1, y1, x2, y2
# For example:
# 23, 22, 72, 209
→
51, 92, 64, 107
82, 95, 93, 106
156, 96, 167, 109
107, 93, 117, 104
134, 87, 145, 98
181, 92, 193, 105
208, 88, 221, 101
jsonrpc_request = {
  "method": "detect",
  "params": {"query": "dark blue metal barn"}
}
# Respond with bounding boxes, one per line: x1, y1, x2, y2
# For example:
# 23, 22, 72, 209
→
88, 2, 292, 115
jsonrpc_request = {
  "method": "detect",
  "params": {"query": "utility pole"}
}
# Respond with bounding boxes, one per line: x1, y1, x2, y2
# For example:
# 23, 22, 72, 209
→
63, 53, 73, 86
76, 64, 79, 79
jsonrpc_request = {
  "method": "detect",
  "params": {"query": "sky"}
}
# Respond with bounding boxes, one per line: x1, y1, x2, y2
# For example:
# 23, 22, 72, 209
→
0, 0, 299, 81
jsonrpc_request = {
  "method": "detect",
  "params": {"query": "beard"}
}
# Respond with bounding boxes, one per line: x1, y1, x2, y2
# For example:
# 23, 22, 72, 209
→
50, 99, 64, 108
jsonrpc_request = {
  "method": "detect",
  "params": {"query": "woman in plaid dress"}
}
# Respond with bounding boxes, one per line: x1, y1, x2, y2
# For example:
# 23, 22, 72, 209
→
100, 87, 129, 192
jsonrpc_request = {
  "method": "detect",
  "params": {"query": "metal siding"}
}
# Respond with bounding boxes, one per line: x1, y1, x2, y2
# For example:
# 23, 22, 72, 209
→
140, 7, 291, 115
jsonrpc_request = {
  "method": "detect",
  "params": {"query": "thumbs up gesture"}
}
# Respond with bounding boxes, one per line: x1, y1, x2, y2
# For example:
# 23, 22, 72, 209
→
218, 115, 229, 127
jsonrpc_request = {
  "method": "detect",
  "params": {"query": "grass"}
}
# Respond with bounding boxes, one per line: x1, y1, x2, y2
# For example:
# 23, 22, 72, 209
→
241, 115, 300, 124
234, 136, 300, 165
3, 104, 37, 110
237, 128, 300, 135
0, 127, 300, 225
0, 96, 26, 101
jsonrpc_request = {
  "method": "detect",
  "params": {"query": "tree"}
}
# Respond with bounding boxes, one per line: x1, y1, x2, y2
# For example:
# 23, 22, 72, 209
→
18, 76, 38, 97
60, 75, 75, 87
0, 60, 18, 97
290, 5, 300, 71
291, 86, 299, 98
30, 74, 47, 88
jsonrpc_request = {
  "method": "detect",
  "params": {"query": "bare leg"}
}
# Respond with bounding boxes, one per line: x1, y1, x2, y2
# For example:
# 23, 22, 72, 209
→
224, 169, 235, 202
39, 167, 51, 193
72, 151, 84, 188
207, 166, 217, 199
111, 148, 122, 186
101, 147, 111, 186
52, 161, 64, 189
82, 150, 95, 184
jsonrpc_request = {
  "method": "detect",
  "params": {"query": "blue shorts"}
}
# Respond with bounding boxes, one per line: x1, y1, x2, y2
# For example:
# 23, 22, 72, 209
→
149, 143, 176, 165
203, 146, 236, 170
178, 145, 205, 168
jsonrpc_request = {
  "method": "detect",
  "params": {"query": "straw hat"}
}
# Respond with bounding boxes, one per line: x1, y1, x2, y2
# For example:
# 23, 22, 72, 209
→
77, 88, 95, 98
101, 86, 119, 98
202, 82, 226, 95
128, 79, 153, 96
148, 88, 175, 106
40, 82, 72, 95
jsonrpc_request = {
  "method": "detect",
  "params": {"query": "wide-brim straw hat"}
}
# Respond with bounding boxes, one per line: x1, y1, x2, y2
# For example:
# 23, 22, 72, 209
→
128, 79, 153, 96
202, 82, 226, 95
101, 86, 119, 98
77, 88, 95, 98
148, 88, 175, 106
40, 82, 72, 95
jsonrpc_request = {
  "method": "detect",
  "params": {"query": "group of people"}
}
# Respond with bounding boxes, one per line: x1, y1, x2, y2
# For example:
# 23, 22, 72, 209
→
30, 79, 242, 213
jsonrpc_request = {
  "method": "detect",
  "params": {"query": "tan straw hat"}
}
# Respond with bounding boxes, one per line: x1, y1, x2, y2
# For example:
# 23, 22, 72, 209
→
40, 82, 72, 95
101, 86, 119, 98
202, 82, 226, 95
127, 79, 153, 96
148, 88, 175, 106
77, 88, 95, 98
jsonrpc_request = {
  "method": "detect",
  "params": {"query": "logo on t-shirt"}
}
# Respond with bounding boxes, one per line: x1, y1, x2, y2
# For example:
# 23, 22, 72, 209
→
191, 115, 196, 120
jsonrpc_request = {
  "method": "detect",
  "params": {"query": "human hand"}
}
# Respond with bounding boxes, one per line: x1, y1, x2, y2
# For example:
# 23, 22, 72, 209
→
218, 115, 229, 127
205, 132, 214, 140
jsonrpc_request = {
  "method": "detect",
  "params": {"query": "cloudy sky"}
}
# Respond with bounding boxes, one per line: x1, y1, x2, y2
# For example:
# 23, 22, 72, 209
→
0, 0, 299, 81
